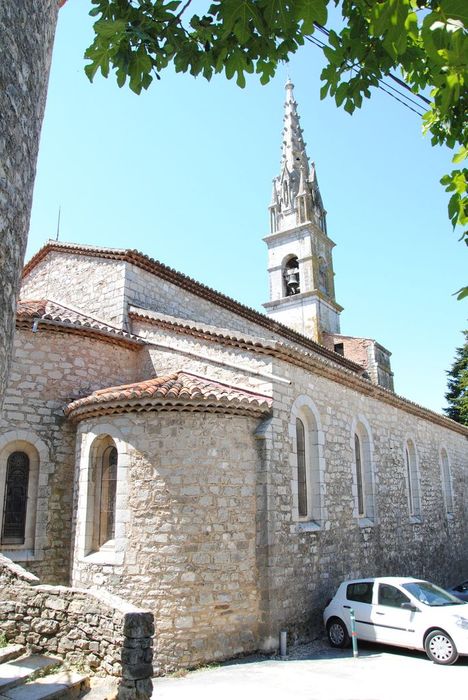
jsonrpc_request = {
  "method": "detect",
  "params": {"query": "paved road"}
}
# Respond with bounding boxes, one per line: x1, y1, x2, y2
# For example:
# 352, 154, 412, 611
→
152, 639, 468, 700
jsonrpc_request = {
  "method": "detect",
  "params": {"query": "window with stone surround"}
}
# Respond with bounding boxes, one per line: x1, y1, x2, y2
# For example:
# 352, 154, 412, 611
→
88, 435, 118, 553
351, 419, 375, 525
404, 439, 421, 520
440, 448, 453, 516
290, 396, 325, 529
0, 439, 40, 557
1, 451, 29, 544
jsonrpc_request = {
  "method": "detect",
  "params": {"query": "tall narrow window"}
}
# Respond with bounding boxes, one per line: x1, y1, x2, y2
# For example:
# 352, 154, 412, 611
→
354, 434, 364, 516
352, 420, 375, 524
98, 445, 117, 547
290, 397, 325, 528
405, 448, 413, 512
405, 440, 421, 518
1, 452, 29, 545
440, 449, 453, 514
296, 418, 307, 517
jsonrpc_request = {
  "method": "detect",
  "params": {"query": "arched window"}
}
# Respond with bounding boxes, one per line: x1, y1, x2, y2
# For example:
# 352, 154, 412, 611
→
352, 420, 375, 524
440, 448, 453, 515
1, 452, 29, 544
290, 396, 325, 527
296, 418, 307, 517
283, 256, 300, 296
89, 436, 118, 552
354, 434, 364, 516
0, 437, 42, 557
404, 440, 421, 519
98, 445, 117, 547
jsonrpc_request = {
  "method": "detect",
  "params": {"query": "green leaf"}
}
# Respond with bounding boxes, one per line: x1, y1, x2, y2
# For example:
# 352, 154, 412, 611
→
219, 0, 263, 44
440, 0, 468, 25
293, 0, 328, 33
454, 286, 468, 300
93, 19, 127, 39
84, 62, 99, 82
453, 146, 468, 164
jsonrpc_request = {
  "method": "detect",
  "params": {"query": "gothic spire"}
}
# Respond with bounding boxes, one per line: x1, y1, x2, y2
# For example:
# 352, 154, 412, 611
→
281, 78, 309, 178
269, 80, 326, 235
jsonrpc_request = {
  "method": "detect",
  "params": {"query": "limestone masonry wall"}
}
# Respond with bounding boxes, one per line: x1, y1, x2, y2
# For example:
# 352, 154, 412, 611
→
20, 253, 127, 328
71, 411, 263, 672
258, 357, 468, 645
135, 323, 274, 396
124, 262, 280, 339
0, 554, 154, 698
0, 328, 138, 582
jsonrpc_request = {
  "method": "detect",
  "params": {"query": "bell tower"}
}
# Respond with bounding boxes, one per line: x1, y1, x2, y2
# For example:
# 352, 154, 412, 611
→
263, 80, 342, 343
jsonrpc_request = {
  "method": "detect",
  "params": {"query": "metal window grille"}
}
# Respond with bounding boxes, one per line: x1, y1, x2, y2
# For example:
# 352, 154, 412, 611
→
1, 452, 30, 544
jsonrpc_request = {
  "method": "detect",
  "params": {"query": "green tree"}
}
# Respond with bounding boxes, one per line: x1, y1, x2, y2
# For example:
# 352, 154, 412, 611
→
84, 0, 467, 296
444, 331, 468, 424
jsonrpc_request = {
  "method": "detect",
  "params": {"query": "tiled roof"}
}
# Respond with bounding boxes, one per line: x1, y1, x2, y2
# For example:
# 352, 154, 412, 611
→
16, 299, 144, 348
65, 371, 272, 423
129, 306, 364, 372
128, 308, 468, 437
22, 241, 361, 372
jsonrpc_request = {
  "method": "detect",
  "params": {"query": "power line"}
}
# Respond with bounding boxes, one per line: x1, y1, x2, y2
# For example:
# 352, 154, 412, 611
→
304, 33, 427, 117
312, 23, 431, 107
379, 79, 426, 115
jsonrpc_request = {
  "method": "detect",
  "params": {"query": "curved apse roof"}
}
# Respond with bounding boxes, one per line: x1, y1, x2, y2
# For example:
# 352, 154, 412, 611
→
65, 371, 273, 423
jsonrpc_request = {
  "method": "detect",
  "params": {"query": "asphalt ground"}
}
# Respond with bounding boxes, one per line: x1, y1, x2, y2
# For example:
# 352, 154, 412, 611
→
152, 637, 468, 700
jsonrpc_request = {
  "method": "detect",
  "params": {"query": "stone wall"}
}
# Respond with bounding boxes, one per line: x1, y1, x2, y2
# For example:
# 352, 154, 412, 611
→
71, 411, 263, 672
21, 251, 281, 340
0, 554, 154, 698
134, 321, 274, 397
256, 356, 468, 647
20, 253, 127, 329
0, 327, 139, 582
124, 262, 279, 338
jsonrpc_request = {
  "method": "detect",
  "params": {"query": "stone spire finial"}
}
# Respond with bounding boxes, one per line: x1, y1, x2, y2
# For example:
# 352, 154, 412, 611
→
269, 81, 327, 236
281, 78, 309, 177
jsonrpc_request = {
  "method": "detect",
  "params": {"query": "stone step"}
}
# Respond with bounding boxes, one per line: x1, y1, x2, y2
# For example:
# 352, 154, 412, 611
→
0, 670, 89, 700
0, 647, 26, 666
0, 655, 61, 692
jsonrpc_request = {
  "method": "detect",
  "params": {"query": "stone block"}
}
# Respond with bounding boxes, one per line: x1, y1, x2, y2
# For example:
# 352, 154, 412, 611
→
123, 613, 154, 639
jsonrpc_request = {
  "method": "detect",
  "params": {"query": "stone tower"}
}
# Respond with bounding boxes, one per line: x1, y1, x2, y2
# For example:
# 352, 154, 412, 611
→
263, 80, 342, 343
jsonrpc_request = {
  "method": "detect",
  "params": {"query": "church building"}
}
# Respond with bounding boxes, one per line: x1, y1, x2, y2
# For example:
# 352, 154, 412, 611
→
1, 83, 467, 672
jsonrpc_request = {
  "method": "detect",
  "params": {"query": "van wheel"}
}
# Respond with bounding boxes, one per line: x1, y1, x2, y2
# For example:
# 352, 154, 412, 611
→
424, 629, 459, 665
326, 618, 350, 648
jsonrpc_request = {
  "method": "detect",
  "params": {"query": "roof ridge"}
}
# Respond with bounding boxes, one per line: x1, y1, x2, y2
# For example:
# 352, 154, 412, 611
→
21, 241, 360, 371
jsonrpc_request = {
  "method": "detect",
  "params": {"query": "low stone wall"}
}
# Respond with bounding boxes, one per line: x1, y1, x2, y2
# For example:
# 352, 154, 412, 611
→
0, 554, 153, 699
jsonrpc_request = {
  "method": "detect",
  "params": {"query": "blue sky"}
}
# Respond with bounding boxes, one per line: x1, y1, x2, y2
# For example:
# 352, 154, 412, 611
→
27, 2, 467, 414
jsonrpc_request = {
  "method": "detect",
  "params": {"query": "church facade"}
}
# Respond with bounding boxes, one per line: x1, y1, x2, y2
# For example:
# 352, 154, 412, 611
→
1, 84, 467, 672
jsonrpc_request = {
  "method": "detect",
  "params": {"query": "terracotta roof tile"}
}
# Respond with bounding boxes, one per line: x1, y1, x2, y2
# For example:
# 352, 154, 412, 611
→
65, 371, 272, 423
128, 306, 364, 372
16, 299, 144, 347
22, 241, 359, 371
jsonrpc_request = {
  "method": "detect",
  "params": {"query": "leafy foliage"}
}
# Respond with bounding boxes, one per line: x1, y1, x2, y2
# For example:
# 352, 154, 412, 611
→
444, 330, 468, 424
85, 0, 467, 290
